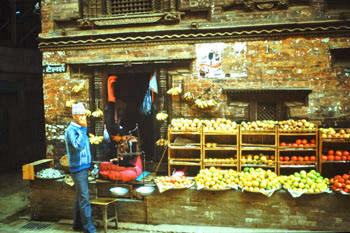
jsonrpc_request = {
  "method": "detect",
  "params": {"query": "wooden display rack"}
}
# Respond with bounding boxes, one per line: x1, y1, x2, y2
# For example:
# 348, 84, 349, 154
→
167, 127, 202, 176
277, 129, 318, 175
239, 127, 278, 173
318, 129, 350, 177
202, 129, 239, 171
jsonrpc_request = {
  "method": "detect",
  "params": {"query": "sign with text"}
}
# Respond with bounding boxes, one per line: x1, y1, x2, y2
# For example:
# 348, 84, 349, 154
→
43, 64, 66, 73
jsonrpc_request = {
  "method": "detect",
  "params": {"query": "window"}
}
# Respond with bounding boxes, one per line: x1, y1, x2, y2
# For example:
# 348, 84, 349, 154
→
326, 0, 350, 11
330, 48, 350, 67
82, 0, 162, 18
257, 102, 277, 120
224, 88, 311, 121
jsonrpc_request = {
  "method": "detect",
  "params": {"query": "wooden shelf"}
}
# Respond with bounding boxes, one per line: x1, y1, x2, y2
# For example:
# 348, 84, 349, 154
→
204, 146, 237, 150
203, 163, 238, 167
279, 147, 316, 151
241, 146, 276, 151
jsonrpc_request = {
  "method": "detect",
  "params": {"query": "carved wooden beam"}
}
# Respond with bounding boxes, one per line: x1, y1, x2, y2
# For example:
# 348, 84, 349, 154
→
244, 0, 289, 11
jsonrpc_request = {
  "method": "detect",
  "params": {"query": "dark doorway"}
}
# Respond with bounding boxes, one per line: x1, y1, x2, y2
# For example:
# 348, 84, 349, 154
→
106, 72, 155, 161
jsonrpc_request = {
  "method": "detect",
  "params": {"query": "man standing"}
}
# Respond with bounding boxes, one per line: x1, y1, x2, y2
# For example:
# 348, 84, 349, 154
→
65, 102, 97, 233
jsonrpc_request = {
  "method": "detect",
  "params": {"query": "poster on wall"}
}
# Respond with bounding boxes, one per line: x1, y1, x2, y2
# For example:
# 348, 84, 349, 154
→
196, 43, 226, 79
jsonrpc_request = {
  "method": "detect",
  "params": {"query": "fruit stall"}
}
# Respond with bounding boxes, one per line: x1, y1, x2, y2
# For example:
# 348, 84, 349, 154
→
23, 119, 350, 231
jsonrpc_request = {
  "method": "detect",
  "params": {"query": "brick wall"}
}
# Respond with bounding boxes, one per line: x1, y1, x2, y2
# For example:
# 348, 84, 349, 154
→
30, 179, 350, 231
41, 36, 350, 158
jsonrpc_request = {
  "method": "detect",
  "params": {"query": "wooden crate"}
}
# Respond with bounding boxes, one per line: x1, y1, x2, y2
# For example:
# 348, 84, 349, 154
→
22, 159, 54, 180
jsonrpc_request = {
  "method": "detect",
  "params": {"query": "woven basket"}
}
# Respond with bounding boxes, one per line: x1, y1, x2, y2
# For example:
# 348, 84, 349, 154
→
59, 155, 70, 172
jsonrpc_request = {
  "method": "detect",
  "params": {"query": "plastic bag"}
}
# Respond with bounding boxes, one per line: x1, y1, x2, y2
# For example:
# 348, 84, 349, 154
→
140, 89, 152, 115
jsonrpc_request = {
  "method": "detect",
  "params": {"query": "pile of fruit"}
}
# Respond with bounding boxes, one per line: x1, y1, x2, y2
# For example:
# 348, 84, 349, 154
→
201, 118, 237, 131
279, 139, 316, 147
321, 150, 350, 161
170, 118, 237, 131
170, 118, 202, 131
319, 128, 350, 139
194, 167, 239, 190
279, 155, 316, 165
278, 119, 316, 131
241, 154, 275, 165
239, 168, 281, 193
280, 170, 329, 194
329, 173, 350, 193
240, 120, 277, 131
204, 158, 237, 164
155, 176, 194, 192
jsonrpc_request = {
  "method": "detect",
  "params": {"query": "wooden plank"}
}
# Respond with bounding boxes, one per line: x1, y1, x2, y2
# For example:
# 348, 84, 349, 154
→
22, 159, 54, 180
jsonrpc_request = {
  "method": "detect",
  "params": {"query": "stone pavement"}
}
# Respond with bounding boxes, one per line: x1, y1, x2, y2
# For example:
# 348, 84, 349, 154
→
0, 217, 331, 233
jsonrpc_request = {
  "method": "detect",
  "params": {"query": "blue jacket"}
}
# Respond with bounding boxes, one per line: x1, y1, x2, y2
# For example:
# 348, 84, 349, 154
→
64, 122, 92, 173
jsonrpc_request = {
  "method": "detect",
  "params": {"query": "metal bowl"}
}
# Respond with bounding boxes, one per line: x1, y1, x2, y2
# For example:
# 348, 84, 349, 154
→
110, 187, 129, 197
136, 186, 155, 196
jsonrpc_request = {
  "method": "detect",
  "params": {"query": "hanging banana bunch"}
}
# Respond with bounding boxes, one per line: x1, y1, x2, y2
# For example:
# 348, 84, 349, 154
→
183, 92, 194, 102
194, 98, 218, 109
85, 109, 92, 117
92, 108, 103, 118
167, 87, 182, 96
72, 81, 86, 93
89, 134, 104, 144
155, 138, 168, 147
66, 99, 76, 107
156, 112, 168, 121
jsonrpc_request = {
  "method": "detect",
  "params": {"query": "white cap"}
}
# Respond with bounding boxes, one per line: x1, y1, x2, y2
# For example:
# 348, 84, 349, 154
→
72, 102, 87, 115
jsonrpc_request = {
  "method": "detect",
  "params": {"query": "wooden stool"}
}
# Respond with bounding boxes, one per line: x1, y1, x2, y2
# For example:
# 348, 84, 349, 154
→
90, 197, 118, 233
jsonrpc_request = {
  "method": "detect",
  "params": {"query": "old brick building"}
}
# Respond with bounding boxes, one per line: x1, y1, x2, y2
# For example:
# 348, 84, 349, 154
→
39, 0, 350, 163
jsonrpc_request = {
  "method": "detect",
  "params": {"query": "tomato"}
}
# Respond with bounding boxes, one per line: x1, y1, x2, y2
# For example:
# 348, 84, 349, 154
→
279, 156, 284, 161
338, 177, 345, 183
335, 155, 341, 161
344, 188, 349, 193
291, 156, 298, 161
298, 156, 304, 162
328, 150, 335, 155
335, 182, 342, 188
321, 155, 327, 161
342, 174, 350, 180
347, 155, 350, 161
301, 139, 308, 145
304, 156, 310, 161
287, 143, 292, 147
342, 156, 347, 161
284, 156, 290, 161
280, 142, 287, 146
335, 150, 343, 157
310, 139, 316, 144
292, 143, 298, 147
295, 139, 302, 145
335, 175, 342, 180
310, 156, 316, 161
327, 155, 334, 161
343, 151, 350, 157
